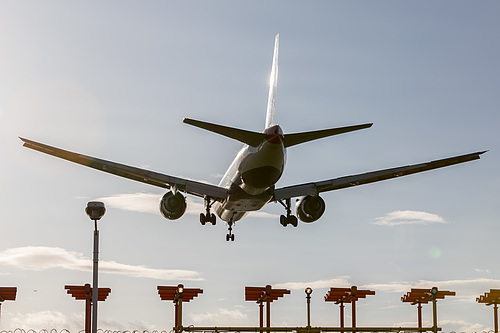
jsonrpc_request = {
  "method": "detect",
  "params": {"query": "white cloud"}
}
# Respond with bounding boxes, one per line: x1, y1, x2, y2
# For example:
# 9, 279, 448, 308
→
0, 246, 202, 281
439, 319, 486, 333
361, 278, 500, 300
371, 210, 447, 226
274, 276, 352, 290
97, 192, 279, 219
96, 192, 205, 216
9, 311, 82, 331
97, 192, 161, 214
189, 308, 248, 325
8, 311, 158, 331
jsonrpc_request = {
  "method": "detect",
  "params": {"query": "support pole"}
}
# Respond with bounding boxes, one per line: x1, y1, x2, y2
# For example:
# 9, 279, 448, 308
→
266, 285, 271, 329
494, 303, 498, 333
92, 222, 99, 333
259, 302, 264, 333
178, 295, 183, 333
432, 298, 437, 333
306, 297, 311, 330
417, 302, 422, 331
174, 302, 179, 333
352, 300, 356, 328
340, 302, 344, 333
266, 298, 271, 328
84, 284, 92, 333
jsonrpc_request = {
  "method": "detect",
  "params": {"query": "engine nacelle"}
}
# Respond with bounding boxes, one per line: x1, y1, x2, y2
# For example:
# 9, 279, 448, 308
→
159, 191, 186, 220
295, 195, 326, 223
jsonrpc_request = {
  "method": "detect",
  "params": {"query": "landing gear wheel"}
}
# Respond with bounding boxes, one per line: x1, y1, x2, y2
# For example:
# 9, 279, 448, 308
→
210, 213, 216, 225
280, 213, 298, 227
280, 215, 287, 227
200, 213, 207, 225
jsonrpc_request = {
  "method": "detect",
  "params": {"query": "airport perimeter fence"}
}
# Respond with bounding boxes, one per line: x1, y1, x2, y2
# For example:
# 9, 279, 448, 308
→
0, 330, 497, 333
0, 330, 170, 333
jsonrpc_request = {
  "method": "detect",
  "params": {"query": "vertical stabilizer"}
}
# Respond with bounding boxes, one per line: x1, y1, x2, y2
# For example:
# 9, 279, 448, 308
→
265, 34, 279, 128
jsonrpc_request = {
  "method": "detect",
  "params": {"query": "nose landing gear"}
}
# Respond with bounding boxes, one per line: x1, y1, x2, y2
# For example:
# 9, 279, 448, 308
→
226, 221, 235, 242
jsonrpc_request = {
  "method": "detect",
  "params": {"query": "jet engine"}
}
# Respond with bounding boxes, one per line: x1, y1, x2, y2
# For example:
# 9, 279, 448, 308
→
159, 191, 187, 220
295, 195, 326, 223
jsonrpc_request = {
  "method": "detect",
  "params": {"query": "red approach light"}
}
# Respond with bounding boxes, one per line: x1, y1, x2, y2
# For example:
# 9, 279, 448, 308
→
157, 284, 203, 303
65, 284, 111, 333
402, 288, 455, 305
401, 287, 455, 330
158, 284, 203, 333
245, 285, 291, 329
324, 286, 375, 329
477, 289, 500, 306
245, 285, 290, 303
477, 289, 500, 333
324, 286, 375, 303
0, 287, 17, 302
65, 284, 111, 301
0, 287, 17, 323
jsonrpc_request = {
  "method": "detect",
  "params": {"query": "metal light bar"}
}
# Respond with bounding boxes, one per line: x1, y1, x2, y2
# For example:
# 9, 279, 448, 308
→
0, 287, 17, 301
181, 326, 441, 332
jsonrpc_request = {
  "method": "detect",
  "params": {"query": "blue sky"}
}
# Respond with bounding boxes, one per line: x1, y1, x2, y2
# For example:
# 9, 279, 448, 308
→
0, 1, 499, 331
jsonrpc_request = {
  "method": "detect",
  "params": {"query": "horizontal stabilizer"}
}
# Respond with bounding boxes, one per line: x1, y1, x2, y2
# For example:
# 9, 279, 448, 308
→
183, 118, 266, 147
283, 123, 373, 148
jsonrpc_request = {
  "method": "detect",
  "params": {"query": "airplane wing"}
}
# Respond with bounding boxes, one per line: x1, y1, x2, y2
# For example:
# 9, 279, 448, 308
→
272, 151, 487, 201
19, 137, 228, 200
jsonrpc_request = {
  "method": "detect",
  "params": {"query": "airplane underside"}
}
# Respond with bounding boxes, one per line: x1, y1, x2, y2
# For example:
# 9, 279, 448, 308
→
19, 34, 486, 242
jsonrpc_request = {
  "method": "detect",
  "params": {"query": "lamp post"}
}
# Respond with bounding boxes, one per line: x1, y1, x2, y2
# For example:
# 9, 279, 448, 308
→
305, 287, 313, 332
177, 284, 184, 333
430, 287, 438, 333
85, 201, 106, 333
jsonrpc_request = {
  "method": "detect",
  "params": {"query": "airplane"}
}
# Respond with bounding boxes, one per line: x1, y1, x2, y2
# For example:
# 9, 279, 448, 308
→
20, 34, 486, 241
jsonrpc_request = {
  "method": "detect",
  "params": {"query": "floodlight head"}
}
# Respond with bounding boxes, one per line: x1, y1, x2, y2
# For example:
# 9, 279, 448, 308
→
177, 284, 184, 295
86, 201, 106, 221
305, 287, 313, 295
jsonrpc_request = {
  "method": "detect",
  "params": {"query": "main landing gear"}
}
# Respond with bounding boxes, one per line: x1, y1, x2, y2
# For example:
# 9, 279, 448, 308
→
200, 196, 216, 225
279, 198, 298, 227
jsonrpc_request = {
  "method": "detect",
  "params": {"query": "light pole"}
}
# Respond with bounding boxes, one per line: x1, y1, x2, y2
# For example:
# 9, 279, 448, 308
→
85, 201, 106, 333
430, 287, 438, 333
305, 287, 313, 332
177, 284, 184, 333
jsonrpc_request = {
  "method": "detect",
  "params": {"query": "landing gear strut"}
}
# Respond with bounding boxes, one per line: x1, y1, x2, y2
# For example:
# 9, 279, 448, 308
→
279, 198, 298, 227
200, 196, 216, 225
226, 220, 235, 242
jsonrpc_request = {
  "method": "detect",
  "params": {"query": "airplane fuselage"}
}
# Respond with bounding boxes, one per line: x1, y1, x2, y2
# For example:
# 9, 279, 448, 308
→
214, 125, 285, 222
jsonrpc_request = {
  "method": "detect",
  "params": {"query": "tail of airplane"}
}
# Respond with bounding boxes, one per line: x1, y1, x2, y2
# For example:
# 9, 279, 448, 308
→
183, 34, 372, 147
265, 34, 279, 129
